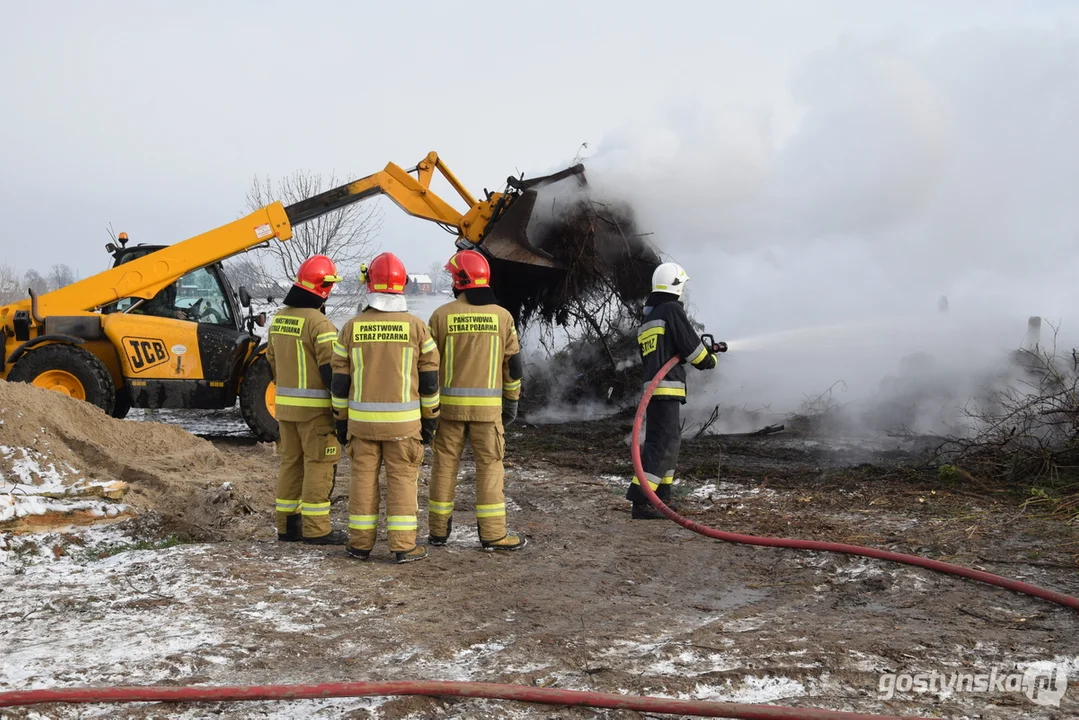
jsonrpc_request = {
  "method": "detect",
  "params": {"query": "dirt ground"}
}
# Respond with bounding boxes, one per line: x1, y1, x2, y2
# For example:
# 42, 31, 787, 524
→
1, 394, 1078, 719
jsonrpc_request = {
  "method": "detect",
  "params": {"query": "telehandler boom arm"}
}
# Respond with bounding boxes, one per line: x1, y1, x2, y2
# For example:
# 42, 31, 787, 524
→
0, 152, 583, 330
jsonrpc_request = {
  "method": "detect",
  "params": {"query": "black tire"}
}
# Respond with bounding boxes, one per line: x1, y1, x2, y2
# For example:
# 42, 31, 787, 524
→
239, 354, 279, 442
9, 344, 116, 415
111, 386, 132, 419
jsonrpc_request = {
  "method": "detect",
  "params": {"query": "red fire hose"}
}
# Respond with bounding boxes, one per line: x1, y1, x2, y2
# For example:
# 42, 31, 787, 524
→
1, 358, 1072, 718
0, 681, 933, 718
632, 355, 1079, 612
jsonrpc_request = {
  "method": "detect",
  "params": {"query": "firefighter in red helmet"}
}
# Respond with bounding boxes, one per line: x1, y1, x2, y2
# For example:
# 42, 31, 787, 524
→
330, 252, 440, 563
426, 250, 526, 552
266, 255, 346, 544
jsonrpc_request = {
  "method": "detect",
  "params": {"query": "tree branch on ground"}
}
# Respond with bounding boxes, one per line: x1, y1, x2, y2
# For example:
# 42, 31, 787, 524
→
937, 324, 1079, 514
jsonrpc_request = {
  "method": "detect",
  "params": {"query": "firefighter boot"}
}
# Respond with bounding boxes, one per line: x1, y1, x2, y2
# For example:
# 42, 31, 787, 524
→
346, 544, 371, 561
395, 545, 429, 564
278, 513, 303, 541
631, 503, 665, 520
429, 517, 452, 547
481, 531, 528, 552
304, 529, 348, 545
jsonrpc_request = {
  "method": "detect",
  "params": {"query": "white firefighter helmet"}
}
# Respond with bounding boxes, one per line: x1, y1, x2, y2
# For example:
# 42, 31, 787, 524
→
651, 262, 689, 297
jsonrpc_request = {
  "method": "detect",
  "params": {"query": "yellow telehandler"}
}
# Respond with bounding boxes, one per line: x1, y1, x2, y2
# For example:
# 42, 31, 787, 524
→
0, 152, 584, 441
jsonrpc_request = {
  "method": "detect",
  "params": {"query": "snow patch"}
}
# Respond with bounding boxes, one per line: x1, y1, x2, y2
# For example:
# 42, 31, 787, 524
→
0, 445, 81, 488
0, 446, 130, 527
691, 675, 807, 704
1, 546, 224, 690
688, 481, 776, 502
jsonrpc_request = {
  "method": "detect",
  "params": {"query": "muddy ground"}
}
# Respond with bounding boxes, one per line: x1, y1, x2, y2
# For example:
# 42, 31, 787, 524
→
2, 407, 1078, 719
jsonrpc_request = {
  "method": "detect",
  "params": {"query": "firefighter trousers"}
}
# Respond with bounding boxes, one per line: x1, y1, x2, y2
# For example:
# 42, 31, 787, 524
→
626, 399, 680, 505
429, 419, 508, 542
276, 415, 340, 538
347, 437, 424, 553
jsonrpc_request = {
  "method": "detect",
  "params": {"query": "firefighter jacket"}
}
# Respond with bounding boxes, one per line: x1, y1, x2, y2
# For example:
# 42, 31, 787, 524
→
637, 293, 714, 403
427, 294, 521, 423
266, 306, 338, 422
330, 308, 440, 441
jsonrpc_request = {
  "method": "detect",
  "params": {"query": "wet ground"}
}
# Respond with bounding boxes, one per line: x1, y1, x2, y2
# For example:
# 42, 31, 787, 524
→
1, 410, 1077, 719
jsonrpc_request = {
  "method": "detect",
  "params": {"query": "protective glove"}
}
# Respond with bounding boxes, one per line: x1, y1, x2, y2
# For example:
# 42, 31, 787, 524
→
699, 353, 718, 370
502, 399, 519, 427
335, 419, 349, 447
421, 417, 438, 445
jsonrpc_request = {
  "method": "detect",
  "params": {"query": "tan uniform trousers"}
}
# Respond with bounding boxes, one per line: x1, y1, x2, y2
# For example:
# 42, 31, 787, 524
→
347, 437, 424, 553
276, 415, 340, 538
429, 419, 507, 542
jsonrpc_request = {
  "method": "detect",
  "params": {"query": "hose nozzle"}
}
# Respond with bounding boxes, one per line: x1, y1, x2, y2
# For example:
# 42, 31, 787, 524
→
701, 333, 728, 353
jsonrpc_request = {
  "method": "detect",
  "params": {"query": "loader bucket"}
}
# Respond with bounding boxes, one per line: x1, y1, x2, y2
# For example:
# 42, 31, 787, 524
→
476, 162, 660, 328
479, 163, 587, 270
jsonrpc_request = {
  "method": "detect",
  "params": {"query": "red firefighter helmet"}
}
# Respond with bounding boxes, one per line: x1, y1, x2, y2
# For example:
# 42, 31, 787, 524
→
293, 255, 342, 299
445, 250, 490, 290
361, 252, 408, 294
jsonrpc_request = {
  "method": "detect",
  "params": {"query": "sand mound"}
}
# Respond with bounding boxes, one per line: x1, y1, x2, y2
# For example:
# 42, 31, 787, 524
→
0, 379, 218, 478
0, 382, 276, 540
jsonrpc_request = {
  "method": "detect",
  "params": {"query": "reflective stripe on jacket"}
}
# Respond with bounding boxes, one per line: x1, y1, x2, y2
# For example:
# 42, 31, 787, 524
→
330, 309, 439, 440
428, 297, 520, 423
637, 297, 711, 404
265, 307, 338, 422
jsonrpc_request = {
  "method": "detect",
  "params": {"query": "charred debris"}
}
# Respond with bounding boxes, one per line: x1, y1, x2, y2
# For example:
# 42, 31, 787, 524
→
488, 198, 664, 412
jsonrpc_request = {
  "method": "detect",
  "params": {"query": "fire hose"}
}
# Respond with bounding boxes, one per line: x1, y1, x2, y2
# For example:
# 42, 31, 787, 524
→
0, 682, 936, 718
632, 354, 1079, 612
1, 360, 1073, 718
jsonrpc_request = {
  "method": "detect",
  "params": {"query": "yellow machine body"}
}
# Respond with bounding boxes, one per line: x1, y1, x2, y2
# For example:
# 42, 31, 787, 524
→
0, 152, 584, 440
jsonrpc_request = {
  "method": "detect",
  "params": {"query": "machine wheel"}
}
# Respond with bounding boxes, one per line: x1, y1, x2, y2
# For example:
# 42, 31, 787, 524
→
239, 355, 278, 442
9, 344, 116, 415
111, 386, 132, 419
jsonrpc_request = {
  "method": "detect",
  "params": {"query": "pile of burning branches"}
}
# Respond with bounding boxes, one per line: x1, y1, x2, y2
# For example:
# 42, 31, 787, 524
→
942, 338, 1079, 509
507, 198, 661, 413
522, 316, 644, 415
786, 381, 851, 435
491, 198, 659, 328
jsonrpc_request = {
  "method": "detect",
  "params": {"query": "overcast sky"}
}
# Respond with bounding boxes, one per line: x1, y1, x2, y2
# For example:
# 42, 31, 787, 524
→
3, 0, 1076, 285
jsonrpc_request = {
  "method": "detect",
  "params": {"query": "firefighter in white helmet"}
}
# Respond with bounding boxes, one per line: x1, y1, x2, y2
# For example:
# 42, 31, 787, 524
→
628, 262, 723, 519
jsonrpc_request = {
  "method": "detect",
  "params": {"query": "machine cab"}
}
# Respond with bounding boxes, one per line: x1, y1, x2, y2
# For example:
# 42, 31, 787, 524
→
102, 245, 245, 332
100, 244, 258, 411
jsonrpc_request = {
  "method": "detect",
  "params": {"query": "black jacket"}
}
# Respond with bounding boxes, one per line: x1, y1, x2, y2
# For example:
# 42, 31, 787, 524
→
637, 293, 713, 403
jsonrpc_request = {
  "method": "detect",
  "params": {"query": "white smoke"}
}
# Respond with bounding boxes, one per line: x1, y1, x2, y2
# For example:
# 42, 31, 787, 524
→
579, 27, 1079, 434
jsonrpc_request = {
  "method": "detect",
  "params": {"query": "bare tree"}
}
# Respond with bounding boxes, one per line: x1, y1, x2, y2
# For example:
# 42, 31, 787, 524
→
224, 254, 283, 300
427, 261, 451, 293
48, 264, 76, 290
334, 270, 365, 305
24, 269, 49, 296
0, 263, 21, 304
244, 170, 383, 289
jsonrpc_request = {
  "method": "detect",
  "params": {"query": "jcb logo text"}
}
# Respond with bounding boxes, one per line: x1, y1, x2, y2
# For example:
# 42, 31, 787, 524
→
123, 337, 171, 373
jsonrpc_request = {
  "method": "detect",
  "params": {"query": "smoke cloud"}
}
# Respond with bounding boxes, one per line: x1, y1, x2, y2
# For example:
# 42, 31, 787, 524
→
576, 27, 1079, 434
